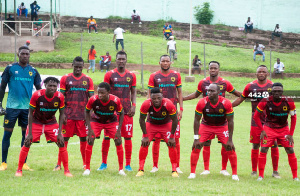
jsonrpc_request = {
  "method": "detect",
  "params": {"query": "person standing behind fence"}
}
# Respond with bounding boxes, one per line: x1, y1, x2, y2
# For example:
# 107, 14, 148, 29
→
87, 45, 97, 73
30, 1, 40, 21
167, 36, 177, 62
113, 26, 126, 51
17, 2, 28, 18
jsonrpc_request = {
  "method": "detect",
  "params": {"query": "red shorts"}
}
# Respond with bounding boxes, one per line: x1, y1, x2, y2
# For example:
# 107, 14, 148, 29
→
118, 115, 133, 138
261, 126, 293, 148
145, 122, 172, 142
199, 124, 215, 141
249, 126, 261, 144
62, 120, 88, 138
199, 124, 229, 144
26, 123, 59, 143
154, 121, 180, 140
90, 121, 119, 139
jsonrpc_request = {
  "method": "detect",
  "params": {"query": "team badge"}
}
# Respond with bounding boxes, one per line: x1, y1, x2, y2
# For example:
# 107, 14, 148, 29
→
263, 139, 267, 144
219, 109, 224, 113
83, 81, 87, 86
162, 111, 167, 116
126, 77, 131, 82
15, 71, 18, 74
62, 129, 66, 134
54, 102, 59, 107
283, 106, 288, 111
4, 119, 9, 124
29, 71, 33, 76
219, 85, 223, 90
250, 135, 253, 141
267, 88, 272, 92
109, 106, 114, 111
171, 77, 175, 82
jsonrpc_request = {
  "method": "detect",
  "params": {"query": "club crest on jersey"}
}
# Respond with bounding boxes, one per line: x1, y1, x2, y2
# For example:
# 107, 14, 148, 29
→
263, 139, 267, 144
83, 81, 87, 86
250, 135, 253, 141
29, 71, 33, 76
171, 77, 175, 82
162, 111, 167, 116
109, 106, 114, 111
4, 119, 9, 124
283, 106, 288, 111
219, 109, 224, 113
267, 88, 272, 92
62, 129, 66, 134
219, 85, 223, 90
126, 77, 131, 82
54, 102, 59, 107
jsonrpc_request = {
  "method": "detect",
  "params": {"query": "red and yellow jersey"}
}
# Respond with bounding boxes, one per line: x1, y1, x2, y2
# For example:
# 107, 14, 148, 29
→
86, 94, 123, 124
29, 89, 65, 125
140, 98, 177, 125
60, 73, 94, 120
195, 96, 234, 126
104, 68, 136, 114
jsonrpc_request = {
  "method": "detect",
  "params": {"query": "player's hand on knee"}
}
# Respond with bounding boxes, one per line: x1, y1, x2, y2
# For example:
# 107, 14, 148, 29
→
114, 131, 121, 141
226, 140, 235, 151
141, 137, 150, 147
167, 137, 176, 147
114, 137, 122, 146
0, 106, 6, 116
24, 134, 32, 147
57, 134, 64, 147
192, 139, 201, 150
285, 135, 294, 146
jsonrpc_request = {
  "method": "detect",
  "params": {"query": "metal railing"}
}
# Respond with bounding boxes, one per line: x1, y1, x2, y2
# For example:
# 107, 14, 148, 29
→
0, 21, 54, 36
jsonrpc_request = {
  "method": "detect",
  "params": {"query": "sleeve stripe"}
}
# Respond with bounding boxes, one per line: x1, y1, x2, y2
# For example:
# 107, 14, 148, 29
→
59, 105, 65, 109
241, 94, 246, 98
59, 106, 65, 110
170, 111, 177, 116
225, 111, 234, 115
195, 110, 202, 115
88, 90, 94, 92
29, 105, 35, 110
197, 89, 202, 93
256, 107, 263, 113
118, 107, 123, 113
140, 111, 147, 115
226, 112, 234, 116
86, 107, 91, 111
60, 88, 66, 91
29, 103, 36, 108
176, 84, 182, 86
229, 89, 235, 93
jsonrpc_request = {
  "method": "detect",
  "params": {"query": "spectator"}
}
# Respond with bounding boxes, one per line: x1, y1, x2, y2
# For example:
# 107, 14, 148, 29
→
167, 36, 177, 62
24, 40, 30, 48
30, 1, 40, 21
253, 42, 265, 62
113, 25, 126, 51
163, 22, 173, 40
17, 2, 28, 18
244, 17, 253, 33
5, 14, 15, 33
131, 10, 142, 24
272, 24, 283, 42
274, 58, 285, 74
87, 45, 97, 73
100, 52, 112, 72
87, 16, 98, 34
192, 55, 202, 74
33, 16, 43, 36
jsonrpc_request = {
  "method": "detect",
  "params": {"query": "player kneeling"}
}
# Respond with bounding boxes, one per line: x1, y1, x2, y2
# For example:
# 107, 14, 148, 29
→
188, 83, 239, 181
84, 82, 125, 176
15, 77, 72, 177
136, 87, 179, 177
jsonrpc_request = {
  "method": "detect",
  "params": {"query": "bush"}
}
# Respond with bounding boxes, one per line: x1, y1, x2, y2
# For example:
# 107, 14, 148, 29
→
194, 2, 214, 24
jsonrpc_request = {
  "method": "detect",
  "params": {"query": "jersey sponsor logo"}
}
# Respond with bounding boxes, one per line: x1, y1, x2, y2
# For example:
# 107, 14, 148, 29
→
206, 113, 225, 117
62, 129, 66, 134
114, 84, 129, 88
70, 87, 87, 91
171, 77, 175, 82
40, 108, 58, 112
159, 83, 175, 88
14, 77, 32, 81
83, 81, 87, 86
283, 106, 288, 111
126, 77, 131, 82
270, 112, 288, 116
162, 111, 167, 116
54, 102, 59, 107
95, 111, 114, 115
219, 109, 224, 113
4, 119, 9, 124
29, 71, 33, 76
150, 116, 166, 120
109, 106, 114, 111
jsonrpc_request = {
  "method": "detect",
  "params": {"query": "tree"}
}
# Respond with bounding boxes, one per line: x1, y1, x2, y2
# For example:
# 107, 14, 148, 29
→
194, 2, 214, 24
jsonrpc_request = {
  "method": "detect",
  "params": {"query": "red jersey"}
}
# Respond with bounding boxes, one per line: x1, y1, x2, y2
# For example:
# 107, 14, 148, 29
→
104, 68, 136, 114
60, 73, 94, 120
148, 70, 182, 106
29, 89, 65, 125
140, 98, 177, 125
195, 96, 234, 126
86, 94, 123, 124
256, 96, 296, 129
241, 80, 273, 126
197, 76, 235, 98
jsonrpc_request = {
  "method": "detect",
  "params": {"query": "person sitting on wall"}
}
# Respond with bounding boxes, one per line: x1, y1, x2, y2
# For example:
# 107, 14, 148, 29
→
163, 22, 173, 40
131, 10, 142, 24
273, 58, 284, 79
192, 55, 202, 74
87, 16, 98, 34
17, 2, 28, 18
271, 24, 283, 42
100, 52, 112, 72
244, 17, 253, 33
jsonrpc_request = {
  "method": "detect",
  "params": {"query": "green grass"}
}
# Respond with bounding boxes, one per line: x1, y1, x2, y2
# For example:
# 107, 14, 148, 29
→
1, 32, 299, 73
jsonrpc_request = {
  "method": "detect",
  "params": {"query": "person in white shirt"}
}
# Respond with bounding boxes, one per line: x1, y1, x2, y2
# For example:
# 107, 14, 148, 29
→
244, 17, 253, 33
167, 36, 177, 62
272, 24, 283, 41
113, 26, 126, 51
274, 58, 285, 74
131, 10, 142, 24
17, 2, 28, 18
253, 42, 265, 62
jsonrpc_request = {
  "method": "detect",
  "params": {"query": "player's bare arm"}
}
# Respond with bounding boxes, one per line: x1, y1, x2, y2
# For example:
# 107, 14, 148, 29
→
168, 113, 178, 147
232, 90, 242, 97
85, 109, 95, 145
24, 108, 34, 147
139, 113, 149, 147
177, 87, 183, 121
56, 108, 65, 147
226, 115, 235, 151
183, 90, 201, 101
286, 110, 297, 145
232, 97, 246, 107
0, 80, 8, 115
114, 110, 124, 145
193, 113, 202, 150
113, 34, 116, 43
128, 87, 137, 117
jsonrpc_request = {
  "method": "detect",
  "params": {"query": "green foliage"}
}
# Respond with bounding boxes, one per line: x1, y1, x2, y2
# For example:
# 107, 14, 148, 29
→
214, 24, 231, 31
194, 2, 214, 24
106, 15, 130, 20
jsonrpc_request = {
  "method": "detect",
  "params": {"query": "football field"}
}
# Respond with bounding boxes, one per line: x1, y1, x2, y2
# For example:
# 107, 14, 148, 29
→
0, 96, 299, 195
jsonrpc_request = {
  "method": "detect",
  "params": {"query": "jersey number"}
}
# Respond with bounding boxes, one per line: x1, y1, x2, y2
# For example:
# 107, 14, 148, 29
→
53, 129, 59, 136
125, 124, 133, 132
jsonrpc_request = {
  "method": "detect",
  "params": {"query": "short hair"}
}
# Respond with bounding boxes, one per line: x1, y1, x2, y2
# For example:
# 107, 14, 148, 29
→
160, 55, 170, 61
98, 82, 110, 92
211, 83, 220, 91
90, 16, 93, 18
116, 50, 127, 59
18, 46, 30, 52
150, 87, 161, 94
44, 77, 60, 85
209, 61, 220, 67
258, 65, 267, 68
73, 56, 84, 64
272, 83, 283, 88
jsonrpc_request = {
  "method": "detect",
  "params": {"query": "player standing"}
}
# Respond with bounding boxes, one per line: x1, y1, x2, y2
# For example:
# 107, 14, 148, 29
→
232, 65, 280, 178
188, 83, 239, 181
136, 87, 179, 177
83, 82, 125, 176
254, 83, 298, 181
15, 77, 72, 177
0, 46, 41, 171
53, 56, 94, 171
184, 61, 240, 176
147, 55, 183, 173
98, 51, 136, 171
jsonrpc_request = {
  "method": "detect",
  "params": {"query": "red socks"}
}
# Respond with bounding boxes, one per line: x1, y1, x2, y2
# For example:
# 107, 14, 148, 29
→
251, 148, 259, 172
80, 141, 87, 166
18, 146, 30, 170
59, 147, 69, 171
271, 147, 279, 172
57, 141, 68, 166
85, 144, 93, 170
288, 153, 298, 179
116, 144, 124, 170
168, 146, 177, 171
226, 150, 238, 175
101, 138, 110, 164
139, 146, 149, 171
124, 139, 132, 166
175, 138, 180, 167
258, 152, 267, 178
190, 148, 201, 173
221, 146, 228, 170
152, 139, 160, 167
202, 146, 210, 170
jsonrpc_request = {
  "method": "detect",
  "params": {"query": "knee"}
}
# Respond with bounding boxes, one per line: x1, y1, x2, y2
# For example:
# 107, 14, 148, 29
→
253, 143, 260, 149
260, 147, 268, 153
79, 137, 86, 142
203, 140, 211, 146
285, 147, 294, 154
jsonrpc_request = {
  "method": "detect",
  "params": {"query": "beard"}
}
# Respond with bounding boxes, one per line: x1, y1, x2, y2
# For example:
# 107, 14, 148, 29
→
161, 66, 170, 71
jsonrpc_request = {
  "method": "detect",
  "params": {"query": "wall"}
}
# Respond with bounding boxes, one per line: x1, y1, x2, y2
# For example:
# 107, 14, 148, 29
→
2, 0, 299, 33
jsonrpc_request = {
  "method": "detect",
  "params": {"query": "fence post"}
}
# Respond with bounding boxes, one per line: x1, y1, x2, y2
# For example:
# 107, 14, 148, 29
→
204, 43, 206, 78
141, 42, 144, 89
80, 32, 83, 57
270, 48, 272, 81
